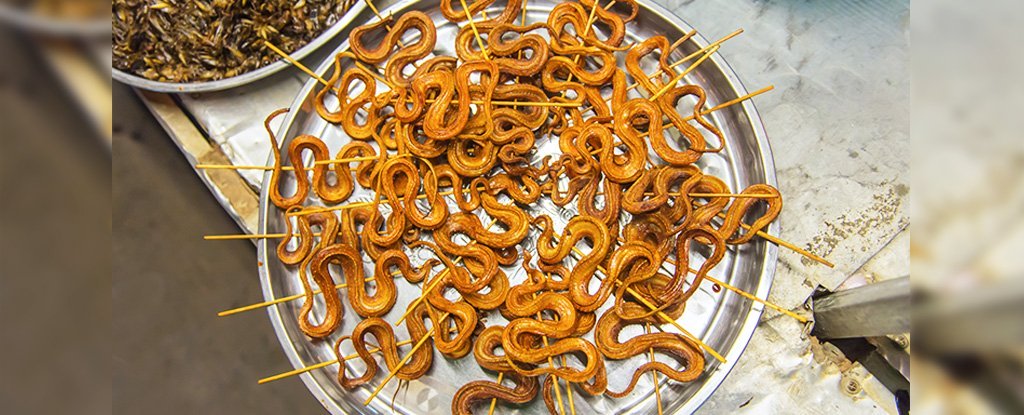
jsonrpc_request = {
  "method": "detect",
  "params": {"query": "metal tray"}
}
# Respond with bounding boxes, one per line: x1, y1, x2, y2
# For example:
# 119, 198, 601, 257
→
111, 1, 366, 93
257, 0, 779, 413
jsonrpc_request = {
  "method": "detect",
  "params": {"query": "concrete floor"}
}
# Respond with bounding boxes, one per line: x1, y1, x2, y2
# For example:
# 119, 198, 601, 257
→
113, 84, 322, 414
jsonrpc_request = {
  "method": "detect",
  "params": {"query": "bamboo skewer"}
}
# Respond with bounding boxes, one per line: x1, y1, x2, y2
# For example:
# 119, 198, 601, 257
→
650, 45, 719, 101
564, 366, 577, 415
459, 0, 491, 61
647, 323, 663, 415
705, 273, 808, 323
265, 40, 577, 108
530, 222, 726, 363
217, 271, 405, 316
535, 290, 567, 415
614, 276, 726, 363
701, 207, 833, 267
619, 233, 811, 323
626, 29, 744, 92
204, 190, 772, 239
658, 250, 811, 322
195, 155, 377, 172
393, 218, 499, 325
486, 372, 505, 415
683, 85, 774, 122
264, 41, 330, 85
363, 316, 446, 404
362, 0, 405, 48
258, 339, 414, 384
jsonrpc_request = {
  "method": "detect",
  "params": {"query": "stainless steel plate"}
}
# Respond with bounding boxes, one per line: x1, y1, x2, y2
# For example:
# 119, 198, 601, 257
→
110, 1, 366, 93
258, 0, 779, 413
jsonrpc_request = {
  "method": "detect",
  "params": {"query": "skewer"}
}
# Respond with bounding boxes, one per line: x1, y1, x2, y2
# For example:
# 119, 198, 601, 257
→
564, 366, 577, 415
459, 0, 491, 60
613, 275, 726, 363
195, 155, 377, 172
202, 189, 774, 242
535, 289, 567, 415
363, 316, 447, 404
682, 85, 774, 122
626, 29, 743, 92
204, 190, 775, 240
265, 40, 577, 108
558, 0, 614, 93
644, 248, 810, 322
362, 0, 405, 48
531, 222, 726, 363
264, 41, 330, 86
616, 233, 810, 323
424, 99, 582, 107
650, 45, 719, 101
647, 323, 663, 415
546, 186, 777, 200
257, 339, 414, 384
694, 206, 832, 267
217, 271, 406, 316
704, 273, 809, 323
486, 372, 505, 415
394, 217, 501, 325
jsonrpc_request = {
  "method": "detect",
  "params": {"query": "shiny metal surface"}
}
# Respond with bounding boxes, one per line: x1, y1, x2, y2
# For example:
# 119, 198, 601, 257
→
110, 2, 366, 93
257, 0, 779, 413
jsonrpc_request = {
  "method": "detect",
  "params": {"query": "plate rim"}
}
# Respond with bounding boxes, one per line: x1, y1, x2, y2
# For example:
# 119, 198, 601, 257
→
257, 0, 780, 413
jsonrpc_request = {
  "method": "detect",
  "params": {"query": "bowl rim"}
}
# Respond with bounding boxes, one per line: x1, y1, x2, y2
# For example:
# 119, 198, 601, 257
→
109, 1, 367, 93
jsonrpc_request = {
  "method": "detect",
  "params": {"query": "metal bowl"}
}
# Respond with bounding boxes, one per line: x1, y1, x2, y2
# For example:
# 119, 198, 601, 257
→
257, 0, 779, 413
110, 1, 366, 93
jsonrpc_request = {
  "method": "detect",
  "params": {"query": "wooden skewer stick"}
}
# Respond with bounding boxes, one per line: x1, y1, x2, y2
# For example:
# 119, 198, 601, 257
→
363, 316, 446, 404
257, 339, 413, 384
205, 233, 292, 240
627, 29, 743, 92
682, 85, 774, 122
217, 271, 406, 316
419, 99, 582, 107
267, 40, 576, 108
706, 273, 809, 323
486, 372, 505, 415
459, 0, 491, 60
362, 0, 405, 48
206, 191, 774, 237
698, 207, 833, 267
650, 45, 719, 101
534, 290, 567, 415
623, 235, 812, 323
264, 41, 330, 86
394, 217, 501, 325
532, 222, 726, 363
647, 323, 663, 415
558, 0, 614, 96
195, 155, 378, 172
613, 275, 726, 363
564, 367, 577, 415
